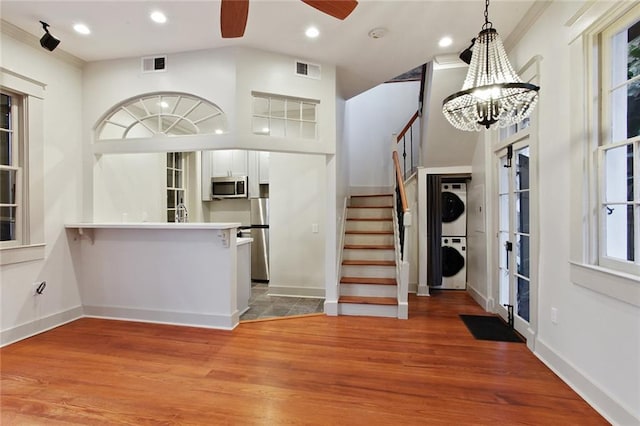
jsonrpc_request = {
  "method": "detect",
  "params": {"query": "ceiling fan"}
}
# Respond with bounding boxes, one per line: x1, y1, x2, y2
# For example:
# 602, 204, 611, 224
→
220, 0, 358, 38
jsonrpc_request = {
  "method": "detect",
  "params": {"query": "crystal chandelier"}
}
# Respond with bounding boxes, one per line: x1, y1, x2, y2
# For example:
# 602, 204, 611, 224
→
442, 0, 540, 131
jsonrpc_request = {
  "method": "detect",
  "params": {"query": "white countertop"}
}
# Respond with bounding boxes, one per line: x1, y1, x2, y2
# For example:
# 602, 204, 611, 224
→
65, 222, 242, 230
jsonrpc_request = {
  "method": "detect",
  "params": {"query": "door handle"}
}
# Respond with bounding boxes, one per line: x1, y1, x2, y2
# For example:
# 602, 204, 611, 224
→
505, 241, 513, 267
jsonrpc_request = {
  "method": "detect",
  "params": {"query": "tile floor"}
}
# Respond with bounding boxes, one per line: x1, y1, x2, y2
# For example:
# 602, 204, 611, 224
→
240, 283, 324, 321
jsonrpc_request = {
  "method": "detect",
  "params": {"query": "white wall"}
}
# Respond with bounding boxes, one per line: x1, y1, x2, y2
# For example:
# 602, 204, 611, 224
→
269, 152, 326, 297
422, 67, 478, 167
0, 33, 84, 345
466, 134, 488, 308
346, 81, 420, 191
93, 153, 165, 223
467, 2, 640, 423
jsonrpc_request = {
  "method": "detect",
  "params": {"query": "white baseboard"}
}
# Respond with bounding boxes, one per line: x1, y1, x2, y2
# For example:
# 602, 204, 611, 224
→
408, 282, 418, 294
535, 338, 639, 426
417, 283, 430, 296
1, 306, 84, 347
268, 286, 325, 298
83, 305, 238, 330
466, 284, 489, 310
324, 300, 338, 316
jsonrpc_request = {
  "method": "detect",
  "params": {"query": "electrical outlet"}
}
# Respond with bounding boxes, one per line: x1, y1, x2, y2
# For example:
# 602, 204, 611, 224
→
551, 307, 558, 324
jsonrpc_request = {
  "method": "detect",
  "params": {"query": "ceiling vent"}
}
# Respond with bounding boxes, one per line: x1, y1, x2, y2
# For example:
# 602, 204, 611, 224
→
295, 60, 321, 80
142, 55, 167, 73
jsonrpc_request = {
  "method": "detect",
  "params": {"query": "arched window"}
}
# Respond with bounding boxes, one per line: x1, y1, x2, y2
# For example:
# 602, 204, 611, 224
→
96, 92, 228, 140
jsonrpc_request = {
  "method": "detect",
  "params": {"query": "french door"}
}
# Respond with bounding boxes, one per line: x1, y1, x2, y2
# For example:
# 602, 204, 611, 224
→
496, 139, 533, 342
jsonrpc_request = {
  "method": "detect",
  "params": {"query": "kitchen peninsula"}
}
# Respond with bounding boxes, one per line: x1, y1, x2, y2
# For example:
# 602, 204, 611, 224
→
65, 222, 251, 330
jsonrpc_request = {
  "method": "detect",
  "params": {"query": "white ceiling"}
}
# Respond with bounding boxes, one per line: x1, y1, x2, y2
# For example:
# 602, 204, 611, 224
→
0, 0, 538, 99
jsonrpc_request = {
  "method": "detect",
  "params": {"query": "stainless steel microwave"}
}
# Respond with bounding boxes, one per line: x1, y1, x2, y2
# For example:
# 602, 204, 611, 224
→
211, 176, 248, 199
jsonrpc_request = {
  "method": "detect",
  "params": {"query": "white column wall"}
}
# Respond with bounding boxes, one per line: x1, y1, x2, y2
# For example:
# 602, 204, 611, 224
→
0, 34, 84, 345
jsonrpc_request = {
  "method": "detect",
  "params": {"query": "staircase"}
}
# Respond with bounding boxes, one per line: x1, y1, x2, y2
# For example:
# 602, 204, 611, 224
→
338, 194, 399, 318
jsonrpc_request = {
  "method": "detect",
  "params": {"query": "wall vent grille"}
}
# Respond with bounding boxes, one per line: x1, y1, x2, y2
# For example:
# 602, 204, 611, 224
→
295, 60, 321, 79
142, 55, 167, 73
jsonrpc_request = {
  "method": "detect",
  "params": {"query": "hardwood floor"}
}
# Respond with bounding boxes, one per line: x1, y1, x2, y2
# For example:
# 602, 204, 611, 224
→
1, 291, 607, 425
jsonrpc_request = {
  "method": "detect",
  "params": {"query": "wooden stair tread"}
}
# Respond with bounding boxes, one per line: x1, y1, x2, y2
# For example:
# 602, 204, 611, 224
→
339, 296, 398, 305
345, 230, 393, 235
346, 218, 392, 222
342, 260, 395, 266
344, 244, 394, 250
351, 194, 393, 198
341, 277, 397, 285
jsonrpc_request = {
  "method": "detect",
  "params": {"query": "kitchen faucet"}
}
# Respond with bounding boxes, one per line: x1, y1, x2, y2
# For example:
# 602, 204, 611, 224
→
175, 201, 188, 223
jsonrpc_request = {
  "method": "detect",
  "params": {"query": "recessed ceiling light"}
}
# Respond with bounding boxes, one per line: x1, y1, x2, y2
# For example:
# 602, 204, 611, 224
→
150, 11, 167, 24
305, 26, 319, 38
73, 23, 91, 35
439, 36, 453, 48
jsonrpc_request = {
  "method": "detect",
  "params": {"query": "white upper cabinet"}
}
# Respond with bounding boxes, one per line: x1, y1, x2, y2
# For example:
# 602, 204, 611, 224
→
211, 150, 248, 177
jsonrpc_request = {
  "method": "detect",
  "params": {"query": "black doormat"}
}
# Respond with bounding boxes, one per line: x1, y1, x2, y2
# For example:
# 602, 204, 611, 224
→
459, 315, 524, 343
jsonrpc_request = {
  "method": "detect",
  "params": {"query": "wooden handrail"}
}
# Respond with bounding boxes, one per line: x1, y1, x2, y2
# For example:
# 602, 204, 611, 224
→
396, 111, 419, 143
392, 151, 408, 213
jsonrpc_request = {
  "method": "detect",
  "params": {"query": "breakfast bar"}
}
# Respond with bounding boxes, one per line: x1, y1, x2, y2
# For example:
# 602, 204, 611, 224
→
65, 222, 250, 330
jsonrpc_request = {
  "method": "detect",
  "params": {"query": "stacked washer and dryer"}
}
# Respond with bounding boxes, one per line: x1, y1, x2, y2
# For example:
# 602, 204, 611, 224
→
441, 183, 467, 289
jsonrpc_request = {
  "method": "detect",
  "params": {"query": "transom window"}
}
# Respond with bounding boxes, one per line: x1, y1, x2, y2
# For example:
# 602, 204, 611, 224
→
599, 6, 640, 274
96, 92, 228, 140
252, 92, 318, 139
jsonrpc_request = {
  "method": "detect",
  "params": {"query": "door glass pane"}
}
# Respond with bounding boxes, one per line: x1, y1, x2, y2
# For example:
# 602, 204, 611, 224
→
516, 147, 530, 190
167, 210, 175, 223
517, 276, 530, 322
499, 231, 509, 271
166, 169, 173, 188
628, 80, 640, 139
167, 190, 175, 209
517, 192, 530, 233
517, 234, 530, 277
302, 103, 316, 121
499, 156, 509, 193
253, 96, 269, 116
252, 116, 270, 135
175, 170, 182, 189
499, 194, 509, 232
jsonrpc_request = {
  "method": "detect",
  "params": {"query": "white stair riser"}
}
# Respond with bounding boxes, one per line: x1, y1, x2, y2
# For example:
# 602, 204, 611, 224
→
342, 249, 395, 261
345, 233, 394, 246
350, 197, 394, 208
341, 265, 395, 279
347, 208, 393, 219
340, 284, 396, 297
338, 303, 398, 318
346, 221, 394, 232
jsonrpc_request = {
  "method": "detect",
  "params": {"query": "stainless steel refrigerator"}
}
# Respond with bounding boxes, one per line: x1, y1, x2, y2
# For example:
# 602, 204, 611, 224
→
249, 198, 269, 282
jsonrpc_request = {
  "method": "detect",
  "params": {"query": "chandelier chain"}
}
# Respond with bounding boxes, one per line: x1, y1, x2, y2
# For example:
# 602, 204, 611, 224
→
483, 0, 492, 30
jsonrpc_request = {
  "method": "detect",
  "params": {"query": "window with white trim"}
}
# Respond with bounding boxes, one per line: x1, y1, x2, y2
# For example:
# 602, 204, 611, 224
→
598, 6, 640, 275
251, 92, 319, 139
1, 91, 22, 246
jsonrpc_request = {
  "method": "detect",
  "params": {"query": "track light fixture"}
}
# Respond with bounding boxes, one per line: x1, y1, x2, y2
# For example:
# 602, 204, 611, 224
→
39, 21, 60, 52
459, 38, 476, 65
442, 0, 540, 131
